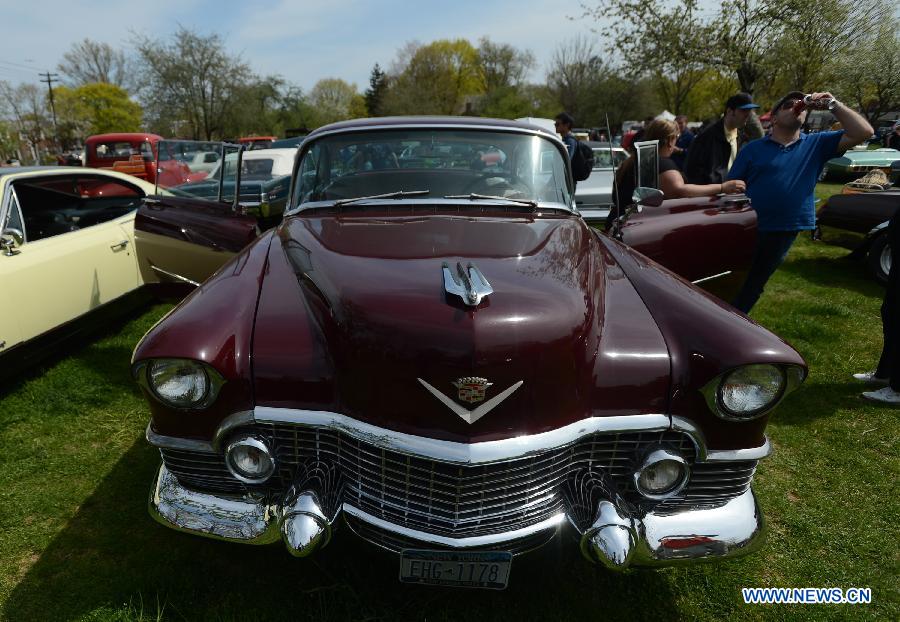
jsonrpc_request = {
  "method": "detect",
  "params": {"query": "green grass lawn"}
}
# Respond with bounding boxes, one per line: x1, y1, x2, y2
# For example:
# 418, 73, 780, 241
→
1, 201, 898, 621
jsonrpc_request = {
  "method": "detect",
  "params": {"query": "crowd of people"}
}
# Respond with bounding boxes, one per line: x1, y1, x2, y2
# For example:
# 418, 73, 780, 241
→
557, 90, 898, 405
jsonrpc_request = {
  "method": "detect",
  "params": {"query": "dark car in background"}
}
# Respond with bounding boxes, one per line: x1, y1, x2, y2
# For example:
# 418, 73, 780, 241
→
164, 146, 295, 226
817, 189, 899, 283
130, 116, 805, 588
820, 147, 900, 181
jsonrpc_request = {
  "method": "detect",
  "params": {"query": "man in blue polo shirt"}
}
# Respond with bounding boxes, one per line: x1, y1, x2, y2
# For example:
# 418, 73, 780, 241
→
728, 90, 873, 313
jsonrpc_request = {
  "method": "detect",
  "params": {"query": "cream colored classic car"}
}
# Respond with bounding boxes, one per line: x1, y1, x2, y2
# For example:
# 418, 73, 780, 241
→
0, 164, 260, 381
0, 167, 157, 377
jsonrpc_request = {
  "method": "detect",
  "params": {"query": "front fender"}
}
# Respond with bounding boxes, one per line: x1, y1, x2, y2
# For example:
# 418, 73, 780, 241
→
133, 230, 275, 439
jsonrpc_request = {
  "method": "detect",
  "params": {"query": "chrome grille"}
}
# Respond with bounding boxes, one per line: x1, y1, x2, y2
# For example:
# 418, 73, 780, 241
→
343, 512, 559, 555
262, 424, 576, 537
159, 425, 757, 538
159, 448, 245, 494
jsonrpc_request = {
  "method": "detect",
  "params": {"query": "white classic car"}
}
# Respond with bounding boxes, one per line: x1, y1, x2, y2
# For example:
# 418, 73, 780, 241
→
574, 142, 627, 222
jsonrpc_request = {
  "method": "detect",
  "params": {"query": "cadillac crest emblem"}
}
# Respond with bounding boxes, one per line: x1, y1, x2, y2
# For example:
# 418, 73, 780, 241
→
452, 377, 493, 403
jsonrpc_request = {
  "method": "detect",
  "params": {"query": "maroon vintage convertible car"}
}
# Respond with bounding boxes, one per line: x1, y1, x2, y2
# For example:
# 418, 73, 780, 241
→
131, 117, 804, 589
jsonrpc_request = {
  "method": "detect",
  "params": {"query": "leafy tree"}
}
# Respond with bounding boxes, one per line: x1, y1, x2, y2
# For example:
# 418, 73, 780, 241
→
827, 18, 900, 124
270, 85, 317, 136
308, 78, 362, 126
680, 69, 740, 121
382, 39, 483, 115
348, 94, 368, 120
580, 0, 890, 95
223, 75, 288, 137
0, 81, 49, 163
132, 27, 254, 139
475, 38, 536, 118
364, 64, 387, 116
0, 119, 23, 162
55, 83, 142, 138
477, 38, 535, 92
580, 1, 710, 112
57, 39, 130, 89
545, 36, 605, 121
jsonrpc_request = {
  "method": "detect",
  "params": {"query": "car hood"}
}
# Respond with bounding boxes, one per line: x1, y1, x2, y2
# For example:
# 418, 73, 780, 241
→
833, 148, 900, 165
251, 209, 672, 443
575, 169, 613, 198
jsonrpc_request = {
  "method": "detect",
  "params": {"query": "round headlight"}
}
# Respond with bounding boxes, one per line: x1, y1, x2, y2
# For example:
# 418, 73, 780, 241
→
719, 364, 785, 419
634, 449, 689, 499
148, 359, 209, 408
225, 436, 275, 483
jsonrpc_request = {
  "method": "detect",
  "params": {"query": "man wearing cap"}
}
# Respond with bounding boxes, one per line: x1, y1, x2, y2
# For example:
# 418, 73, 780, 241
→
684, 92, 762, 185
728, 90, 873, 314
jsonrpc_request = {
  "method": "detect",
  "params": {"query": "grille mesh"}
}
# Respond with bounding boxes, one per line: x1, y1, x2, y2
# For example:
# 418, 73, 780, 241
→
159, 424, 756, 538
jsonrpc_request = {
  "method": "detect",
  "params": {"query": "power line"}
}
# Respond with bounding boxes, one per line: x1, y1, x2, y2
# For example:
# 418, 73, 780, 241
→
0, 59, 41, 72
0, 61, 39, 77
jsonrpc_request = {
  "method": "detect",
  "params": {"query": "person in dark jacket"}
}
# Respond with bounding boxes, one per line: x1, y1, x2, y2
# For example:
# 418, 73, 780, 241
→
683, 93, 763, 185
671, 114, 694, 170
554, 112, 577, 159
886, 122, 900, 151
856, 209, 900, 404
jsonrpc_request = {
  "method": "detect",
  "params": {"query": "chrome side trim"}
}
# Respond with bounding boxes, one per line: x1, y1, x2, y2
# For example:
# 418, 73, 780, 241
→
691, 270, 731, 285
250, 407, 674, 465
212, 410, 256, 450
706, 437, 771, 461
146, 423, 214, 453
343, 504, 566, 549
670, 416, 708, 461
672, 415, 770, 461
148, 263, 201, 287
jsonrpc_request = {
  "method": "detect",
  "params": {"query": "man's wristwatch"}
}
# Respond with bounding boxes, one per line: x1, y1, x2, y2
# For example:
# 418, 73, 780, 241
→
827, 98, 839, 111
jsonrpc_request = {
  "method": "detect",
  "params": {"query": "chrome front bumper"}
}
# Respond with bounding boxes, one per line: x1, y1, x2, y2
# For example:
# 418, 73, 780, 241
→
148, 463, 765, 570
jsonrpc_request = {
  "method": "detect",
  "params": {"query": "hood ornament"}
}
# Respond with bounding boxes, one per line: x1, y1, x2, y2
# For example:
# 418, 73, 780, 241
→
417, 377, 523, 425
443, 262, 493, 306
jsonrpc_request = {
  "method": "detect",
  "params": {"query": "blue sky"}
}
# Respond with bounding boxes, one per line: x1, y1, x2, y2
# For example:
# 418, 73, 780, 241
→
0, 0, 598, 92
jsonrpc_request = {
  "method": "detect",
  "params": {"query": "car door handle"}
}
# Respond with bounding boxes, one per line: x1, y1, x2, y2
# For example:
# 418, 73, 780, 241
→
110, 239, 130, 251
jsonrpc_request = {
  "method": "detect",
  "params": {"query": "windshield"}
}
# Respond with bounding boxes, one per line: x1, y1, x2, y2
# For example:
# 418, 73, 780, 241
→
293, 129, 572, 209
593, 149, 627, 169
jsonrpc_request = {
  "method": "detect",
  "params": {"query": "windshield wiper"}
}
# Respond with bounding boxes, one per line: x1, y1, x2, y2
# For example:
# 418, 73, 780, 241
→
333, 190, 430, 207
443, 193, 538, 208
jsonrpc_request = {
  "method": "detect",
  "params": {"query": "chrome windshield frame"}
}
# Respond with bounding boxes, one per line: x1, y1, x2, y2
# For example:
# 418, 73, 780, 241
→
284, 122, 575, 217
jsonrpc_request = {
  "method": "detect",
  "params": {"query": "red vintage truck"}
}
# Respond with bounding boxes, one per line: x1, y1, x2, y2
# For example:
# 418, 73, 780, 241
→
84, 133, 204, 187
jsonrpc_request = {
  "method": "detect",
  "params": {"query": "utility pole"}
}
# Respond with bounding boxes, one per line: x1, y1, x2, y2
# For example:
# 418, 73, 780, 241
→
39, 71, 60, 152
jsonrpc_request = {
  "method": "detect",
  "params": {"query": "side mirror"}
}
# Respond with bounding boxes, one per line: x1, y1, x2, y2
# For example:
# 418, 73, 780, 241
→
632, 187, 665, 208
1, 228, 24, 256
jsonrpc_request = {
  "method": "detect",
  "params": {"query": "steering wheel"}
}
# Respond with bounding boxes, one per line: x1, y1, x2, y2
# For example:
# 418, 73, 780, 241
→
461, 172, 532, 197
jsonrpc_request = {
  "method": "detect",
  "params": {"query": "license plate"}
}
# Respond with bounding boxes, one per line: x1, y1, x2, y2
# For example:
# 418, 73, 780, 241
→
399, 549, 513, 589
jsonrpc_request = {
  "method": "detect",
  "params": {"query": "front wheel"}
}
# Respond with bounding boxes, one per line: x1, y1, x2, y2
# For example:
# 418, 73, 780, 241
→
867, 233, 892, 285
